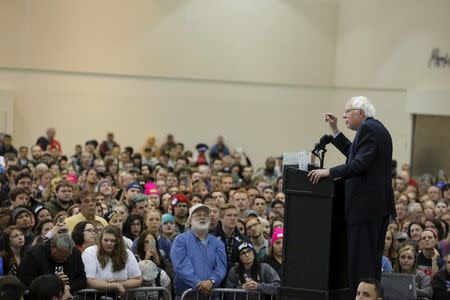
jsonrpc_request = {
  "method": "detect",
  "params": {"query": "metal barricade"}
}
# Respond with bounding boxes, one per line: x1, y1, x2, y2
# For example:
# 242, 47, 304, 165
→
180, 288, 276, 300
74, 286, 171, 300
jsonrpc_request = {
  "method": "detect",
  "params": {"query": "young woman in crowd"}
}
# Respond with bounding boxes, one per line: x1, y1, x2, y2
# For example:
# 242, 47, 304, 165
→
393, 245, 432, 299
160, 213, 177, 241
407, 221, 425, 247
71, 221, 98, 252
135, 230, 173, 280
0, 225, 27, 275
225, 241, 280, 298
261, 228, 283, 279
382, 228, 395, 270
122, 214, 145, 241
81, 225, 142, 298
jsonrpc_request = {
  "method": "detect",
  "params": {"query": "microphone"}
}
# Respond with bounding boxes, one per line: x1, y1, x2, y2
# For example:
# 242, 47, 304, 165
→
313, 134, 333, 152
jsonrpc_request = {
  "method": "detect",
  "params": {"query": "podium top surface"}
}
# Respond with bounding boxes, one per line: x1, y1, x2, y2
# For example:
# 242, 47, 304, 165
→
282, 166, 334, 197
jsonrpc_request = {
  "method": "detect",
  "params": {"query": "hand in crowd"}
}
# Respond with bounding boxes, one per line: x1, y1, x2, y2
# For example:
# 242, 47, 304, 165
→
62, 284, 73, 300
196, 280, 214, 295
145, 249, 160, 265
109, 282, 126, 296
56, 271, 70, 285
431, 248, 440, 261
242, 279, 258, 291
52, 221, 68, 235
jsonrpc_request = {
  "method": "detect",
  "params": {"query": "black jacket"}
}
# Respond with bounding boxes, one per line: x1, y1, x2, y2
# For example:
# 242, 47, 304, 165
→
17, 241, 86, 292
212, 222, 250, 269
330, 118, 395, 224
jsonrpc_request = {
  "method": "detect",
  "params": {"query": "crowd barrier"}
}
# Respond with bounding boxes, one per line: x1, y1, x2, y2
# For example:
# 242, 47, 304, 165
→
180, 288, 276, 300
74, 286, 172, 300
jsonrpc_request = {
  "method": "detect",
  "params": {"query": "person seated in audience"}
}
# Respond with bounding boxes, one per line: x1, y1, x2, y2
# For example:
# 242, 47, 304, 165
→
81, 225, 142, 298
71, 221, 98, 253
261, 228, 283, 279
431, 253, 450, 300
225, 241, 280, 298
17, 233, 86, 295
417, 228, 445, 279
394, 245, 433, 299
0, 226, 28, 275
33, 219, 55, 241
29, 274, 67, 300
424, 218, 446, 242
355, 278, 383, 300
0, 275, 27, 300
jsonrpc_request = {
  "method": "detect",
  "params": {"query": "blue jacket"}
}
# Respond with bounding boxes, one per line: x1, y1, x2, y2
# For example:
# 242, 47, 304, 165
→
171, 230, 227, 295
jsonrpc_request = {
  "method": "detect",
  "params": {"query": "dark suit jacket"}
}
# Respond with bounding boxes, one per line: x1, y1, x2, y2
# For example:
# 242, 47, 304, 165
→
329, 117, 395, 224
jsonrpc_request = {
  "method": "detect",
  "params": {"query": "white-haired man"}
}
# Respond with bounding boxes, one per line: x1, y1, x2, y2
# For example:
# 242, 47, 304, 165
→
308, 96, 395, 296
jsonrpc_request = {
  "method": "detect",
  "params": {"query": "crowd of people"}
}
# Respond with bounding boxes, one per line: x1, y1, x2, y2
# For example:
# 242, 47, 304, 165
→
0, 128, 448, 300
0, 130, 283, 299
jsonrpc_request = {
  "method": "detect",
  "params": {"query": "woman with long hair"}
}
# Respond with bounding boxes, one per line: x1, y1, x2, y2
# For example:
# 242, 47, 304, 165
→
122, 214, 144, 241
135, 230, 173, 280
71, 221, 98, 253
0, 225, 27, 275
225, 241, 280, 298
393, 245, 432, 299
81, 225, 142, 297
383, 228, 396, 268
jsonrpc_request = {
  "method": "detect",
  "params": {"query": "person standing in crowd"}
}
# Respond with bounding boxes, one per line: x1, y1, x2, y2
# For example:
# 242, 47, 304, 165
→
355, 279, 383, 300
393, 245, 433, 299
213, 203, 250, 270
65, 191, 108, 232
171, 193, 189, 234
71, 221, 98, 253
0, 225, 27, 275
225, 241, 280, 298
28, 274, 67, 300
0, 275, 27, 300
261, 228, 283, 279
17, 233, 86, 295
82, 225, 142, 298
171, 204, 227, 298
431, 253, 450, 300
308, 96, 395, 295
416, 228, 445, 278
245, 216, 269, 259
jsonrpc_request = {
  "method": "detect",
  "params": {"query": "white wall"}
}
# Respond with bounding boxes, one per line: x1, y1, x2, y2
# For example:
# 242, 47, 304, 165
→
1, 0, 448, 169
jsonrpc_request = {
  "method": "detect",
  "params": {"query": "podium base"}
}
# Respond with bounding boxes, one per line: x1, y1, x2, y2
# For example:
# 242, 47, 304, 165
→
279, 287, 352, 300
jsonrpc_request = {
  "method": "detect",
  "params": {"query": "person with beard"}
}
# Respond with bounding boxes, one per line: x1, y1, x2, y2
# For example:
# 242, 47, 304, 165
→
171, 204, 227, 298
254, 157, 281, 186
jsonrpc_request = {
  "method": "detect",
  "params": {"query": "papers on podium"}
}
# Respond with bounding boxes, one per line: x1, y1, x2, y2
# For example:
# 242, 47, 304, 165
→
283, 151, 313, 171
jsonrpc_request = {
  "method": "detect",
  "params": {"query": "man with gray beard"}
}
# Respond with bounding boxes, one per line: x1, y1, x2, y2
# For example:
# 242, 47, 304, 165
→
171, 204, 227, 299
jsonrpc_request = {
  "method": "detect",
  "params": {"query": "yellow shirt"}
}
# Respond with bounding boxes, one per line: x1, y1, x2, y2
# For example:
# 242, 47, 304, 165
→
65, 213, 108, 232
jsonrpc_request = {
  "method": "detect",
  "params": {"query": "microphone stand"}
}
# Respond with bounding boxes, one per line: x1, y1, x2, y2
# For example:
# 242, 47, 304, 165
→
312, 146, 327, 169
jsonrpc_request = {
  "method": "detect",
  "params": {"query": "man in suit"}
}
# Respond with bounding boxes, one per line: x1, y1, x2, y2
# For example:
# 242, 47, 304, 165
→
308, 96, 395, 296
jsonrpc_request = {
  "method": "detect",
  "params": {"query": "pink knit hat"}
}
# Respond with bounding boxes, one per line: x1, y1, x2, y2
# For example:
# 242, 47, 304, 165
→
271, 227, 284, 245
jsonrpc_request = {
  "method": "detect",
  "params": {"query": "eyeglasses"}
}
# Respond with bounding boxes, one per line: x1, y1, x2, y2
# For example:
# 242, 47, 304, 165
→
176, 204, 188, 208
84, 228, 97, 233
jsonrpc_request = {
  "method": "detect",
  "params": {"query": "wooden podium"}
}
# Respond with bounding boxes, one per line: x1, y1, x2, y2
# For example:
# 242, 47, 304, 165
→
279, 166, 351, 300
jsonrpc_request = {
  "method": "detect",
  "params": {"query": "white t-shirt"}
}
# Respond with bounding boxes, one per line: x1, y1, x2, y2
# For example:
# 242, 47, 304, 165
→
82, 245, 142, 281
